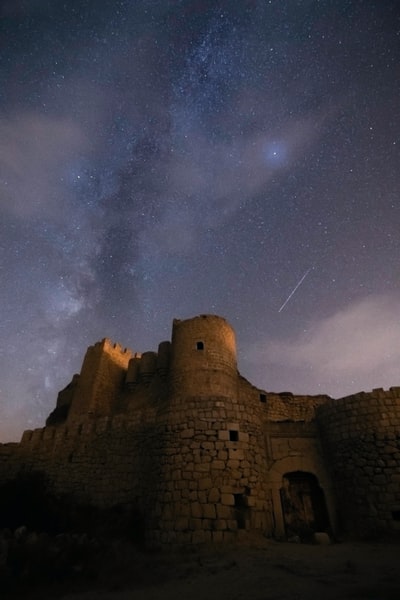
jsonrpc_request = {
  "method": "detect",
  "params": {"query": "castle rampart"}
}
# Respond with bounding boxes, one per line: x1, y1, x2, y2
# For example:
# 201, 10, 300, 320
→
1, 314, 399, 544
317, 388, 400, 538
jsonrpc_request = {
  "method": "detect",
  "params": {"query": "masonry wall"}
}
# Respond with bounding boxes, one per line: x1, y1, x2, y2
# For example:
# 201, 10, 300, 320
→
67, 339, 133, 422
149, 315, 272, 545
0, 415, 165, 539
236, 377, 335, 538
1, 314, 399, 545
317, 388, 400, 538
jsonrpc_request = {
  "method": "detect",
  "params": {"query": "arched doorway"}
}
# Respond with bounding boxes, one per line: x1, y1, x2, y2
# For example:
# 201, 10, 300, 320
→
280, 471, 330, 541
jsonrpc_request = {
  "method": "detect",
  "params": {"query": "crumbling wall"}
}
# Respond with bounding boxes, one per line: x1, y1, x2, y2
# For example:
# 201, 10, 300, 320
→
150, 315, 272, 545
150, 394, 272, 545
0, 411, 163, 540
317, 387, 400, 538
67, 339, 133, 422
1, 314, 399, 545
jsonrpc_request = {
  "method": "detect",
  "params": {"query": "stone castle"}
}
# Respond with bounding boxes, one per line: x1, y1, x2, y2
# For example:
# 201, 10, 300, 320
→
1, 314, 400, 545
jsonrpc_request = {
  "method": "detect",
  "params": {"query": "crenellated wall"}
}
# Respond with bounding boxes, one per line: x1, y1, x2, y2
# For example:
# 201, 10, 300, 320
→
67, 339, 133, 422
317, 387, 400, 538
1, 315, 399, 545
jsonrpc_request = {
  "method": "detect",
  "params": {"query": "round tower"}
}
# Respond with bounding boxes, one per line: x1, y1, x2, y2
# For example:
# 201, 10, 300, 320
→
317, 389, 400, 539
169, 314, 237, 399
148, 315, 271, 547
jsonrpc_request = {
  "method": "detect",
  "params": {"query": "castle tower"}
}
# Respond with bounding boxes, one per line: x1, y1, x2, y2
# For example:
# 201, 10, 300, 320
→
169, 314, 238, 399
67, 338, 133, 422
149, 315, 270, 545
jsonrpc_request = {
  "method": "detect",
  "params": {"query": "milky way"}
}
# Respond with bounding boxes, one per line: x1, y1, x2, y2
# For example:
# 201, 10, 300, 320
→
1, 1, 400, 440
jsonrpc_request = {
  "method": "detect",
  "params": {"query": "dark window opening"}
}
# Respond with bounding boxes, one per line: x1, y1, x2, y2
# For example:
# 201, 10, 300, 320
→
229, 430, 239, 442
68, 453, 73, 463
234, 494, 246, 508
260, 393, 266, 403
392, 510, 400, 521
196, 341, 204, 350
234, 494, 248, 529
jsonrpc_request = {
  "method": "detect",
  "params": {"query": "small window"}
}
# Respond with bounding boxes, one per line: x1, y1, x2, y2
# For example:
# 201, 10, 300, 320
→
233, 494, 247, 529
233, 493, 246, 508
196, 341, 204, 350
229, 430, 239, 442
392, 510, 400, 521
259, 393, 266, 403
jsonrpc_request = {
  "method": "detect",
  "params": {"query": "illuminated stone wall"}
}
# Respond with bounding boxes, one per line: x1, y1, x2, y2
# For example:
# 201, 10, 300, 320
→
0, 315, 399, 544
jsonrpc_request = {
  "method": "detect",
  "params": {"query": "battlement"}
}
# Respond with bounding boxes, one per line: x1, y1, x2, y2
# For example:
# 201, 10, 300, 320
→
338, 386, 400, 401
97, 337, 134, 357
1, 314, 399, 544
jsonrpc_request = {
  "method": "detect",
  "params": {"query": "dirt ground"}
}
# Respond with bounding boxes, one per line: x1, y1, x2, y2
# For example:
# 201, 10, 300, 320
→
49, 537, 400, 600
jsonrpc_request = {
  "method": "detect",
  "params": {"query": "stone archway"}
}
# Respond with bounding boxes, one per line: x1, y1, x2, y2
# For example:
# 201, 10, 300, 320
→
280, 471, 330, 541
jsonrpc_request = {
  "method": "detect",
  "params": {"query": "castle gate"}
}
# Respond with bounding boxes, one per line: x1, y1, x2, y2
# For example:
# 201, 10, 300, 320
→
280, 471, 330, 540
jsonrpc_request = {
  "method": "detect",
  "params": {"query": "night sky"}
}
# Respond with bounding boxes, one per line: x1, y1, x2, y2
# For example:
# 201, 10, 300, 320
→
1, 1, 399, 441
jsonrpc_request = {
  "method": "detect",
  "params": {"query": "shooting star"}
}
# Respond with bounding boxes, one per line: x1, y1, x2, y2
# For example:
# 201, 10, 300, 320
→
278, 267, 313, 313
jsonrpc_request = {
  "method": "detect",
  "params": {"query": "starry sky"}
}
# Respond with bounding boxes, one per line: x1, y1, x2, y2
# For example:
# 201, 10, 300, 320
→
1, 0, 399, 441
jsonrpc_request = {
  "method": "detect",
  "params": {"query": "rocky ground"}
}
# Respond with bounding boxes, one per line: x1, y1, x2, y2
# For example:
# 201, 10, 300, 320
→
3, 533, 400, 600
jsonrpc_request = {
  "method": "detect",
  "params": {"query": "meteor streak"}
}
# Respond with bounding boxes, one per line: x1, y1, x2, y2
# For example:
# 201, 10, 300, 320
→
278, 267, 313, 313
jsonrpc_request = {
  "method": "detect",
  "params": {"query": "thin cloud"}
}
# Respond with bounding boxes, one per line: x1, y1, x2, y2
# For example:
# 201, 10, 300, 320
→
246, 295, 400, 398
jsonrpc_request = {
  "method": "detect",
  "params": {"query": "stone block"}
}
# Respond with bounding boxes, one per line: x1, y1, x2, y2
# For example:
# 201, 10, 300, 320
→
198, 491, 207, 503
217, 505, 232, 519
229, 448, 244, 460
189, 518, 202, 531
227, 519, 238, 531
175, 517, 189, 531
213, 519, 226, 530
211, 460, 225, 469
201, 441, 215, 450
191, 503, 202, 518
221, 485, 234, 493
179, 503, 191, 517
227, 422, 239, 431
212, 531, 224, 543
192, 530, 207, 544
176, 531, 191, 544
208, 487, 220, 503
223, 531, 236, 543
221, 493, 235, 506
203, 504, 216, 519
194, 462, 210, 472
313, 532, 331, 545
198, 478, 212, 490
181, 429, 194, 438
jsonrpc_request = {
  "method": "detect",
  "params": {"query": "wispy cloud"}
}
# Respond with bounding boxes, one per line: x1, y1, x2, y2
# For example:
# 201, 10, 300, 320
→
245, 294, 400, 398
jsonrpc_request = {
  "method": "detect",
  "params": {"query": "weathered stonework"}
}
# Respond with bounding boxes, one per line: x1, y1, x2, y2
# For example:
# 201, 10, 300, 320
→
1, 314, 399, 544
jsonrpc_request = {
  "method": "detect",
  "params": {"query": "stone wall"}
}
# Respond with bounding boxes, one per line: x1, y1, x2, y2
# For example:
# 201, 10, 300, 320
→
1, 314, 399, 545
150, 393, 272, 546
317, 387, 400, 538
67, 339, 133, 422
150, 315, 272, 545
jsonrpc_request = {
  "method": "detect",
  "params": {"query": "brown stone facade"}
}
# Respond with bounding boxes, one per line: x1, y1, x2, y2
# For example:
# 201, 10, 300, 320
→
0, 314, 399, 544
